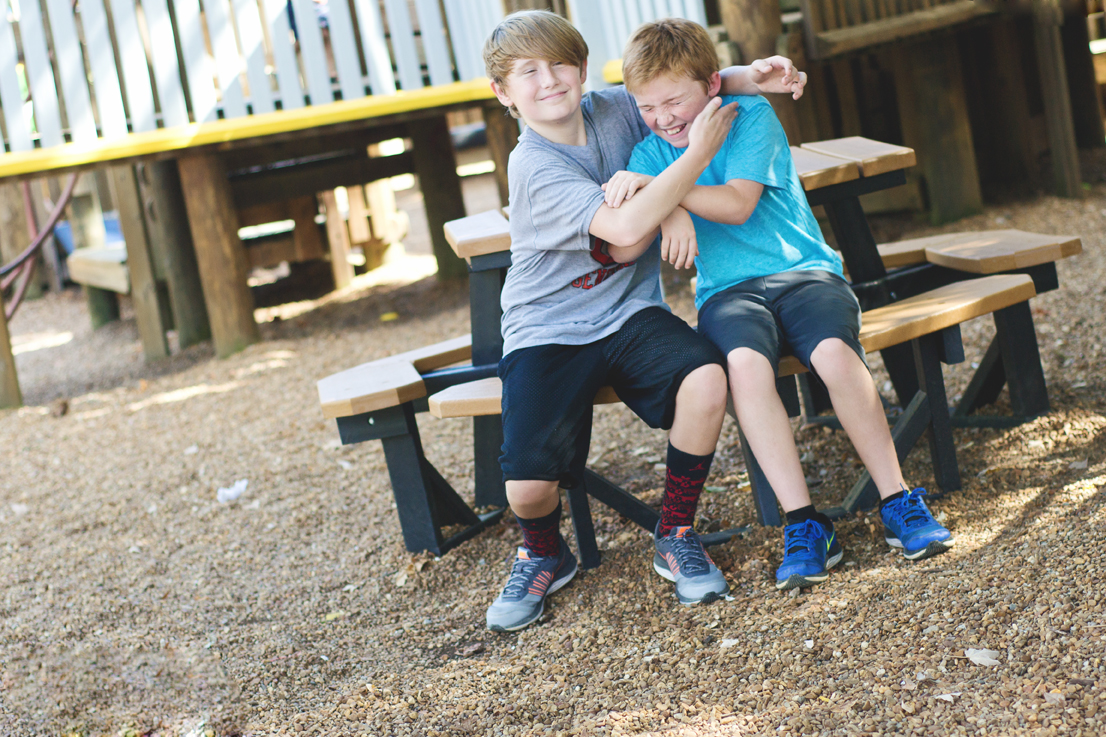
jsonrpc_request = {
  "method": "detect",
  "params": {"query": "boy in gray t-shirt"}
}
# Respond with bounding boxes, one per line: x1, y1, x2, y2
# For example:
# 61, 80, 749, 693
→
481, 11, 806, 632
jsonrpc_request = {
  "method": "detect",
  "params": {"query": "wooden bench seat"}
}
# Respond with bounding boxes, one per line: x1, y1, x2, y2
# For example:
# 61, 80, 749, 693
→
875, 229, 1082, 272
428, 274, 1036, 419
66, 246, 129, 294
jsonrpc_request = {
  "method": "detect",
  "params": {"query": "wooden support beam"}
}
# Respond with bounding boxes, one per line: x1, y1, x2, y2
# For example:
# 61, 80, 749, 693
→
1060, 10, 1106, 149
407, 116, 468, 280
0, 182, 44, 300
892, 38, 983, 224
177, 154, 259, 358
482, 102, 520, 209
0, 298, 20, 409
319, 190, 355, 289
110, 165, 170, 359
1034, 0, 1083, 197
138, 161, 211, 350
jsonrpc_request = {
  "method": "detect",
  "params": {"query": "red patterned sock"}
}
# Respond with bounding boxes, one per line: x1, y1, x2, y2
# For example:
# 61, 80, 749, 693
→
659, 443, 714, 536
516, 502, 562, 558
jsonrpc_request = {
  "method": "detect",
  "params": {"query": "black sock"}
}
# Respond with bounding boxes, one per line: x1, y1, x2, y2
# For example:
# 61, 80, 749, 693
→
786, 504, 832, 529
880, 490, 906, 510
659, 443, 714, 536
516, 502, 562, 558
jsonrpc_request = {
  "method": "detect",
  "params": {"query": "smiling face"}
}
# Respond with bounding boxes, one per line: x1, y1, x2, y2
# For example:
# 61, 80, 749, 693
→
492, 58, 586, 132
633, 72, 721, 148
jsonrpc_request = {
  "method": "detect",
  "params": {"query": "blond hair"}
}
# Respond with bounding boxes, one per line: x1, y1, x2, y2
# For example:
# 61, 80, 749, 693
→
482, 10, 588, 119
622, 18, 718, 94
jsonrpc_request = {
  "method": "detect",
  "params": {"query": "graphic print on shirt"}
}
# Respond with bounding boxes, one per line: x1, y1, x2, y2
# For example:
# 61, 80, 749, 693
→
571, 234, 633, 290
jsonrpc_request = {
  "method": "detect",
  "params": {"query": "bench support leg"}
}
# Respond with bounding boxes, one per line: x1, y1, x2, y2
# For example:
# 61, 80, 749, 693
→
473, 415, 507, 508
566, 484, 601, 570
994, 301, 1049, 418
738, 427, 783, 527
955, 338, 1005, 417
915, 334, 961, 494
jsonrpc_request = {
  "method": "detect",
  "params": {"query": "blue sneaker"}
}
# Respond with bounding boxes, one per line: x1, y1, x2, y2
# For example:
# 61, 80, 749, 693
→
775, 518, 843, 590
653, 524, 730, 605
881, 488, 953, 561
486, 540, 577, 632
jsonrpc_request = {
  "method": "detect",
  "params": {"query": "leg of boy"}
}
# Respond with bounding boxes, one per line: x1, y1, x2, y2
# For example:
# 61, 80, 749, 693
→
809, 337, 954, 561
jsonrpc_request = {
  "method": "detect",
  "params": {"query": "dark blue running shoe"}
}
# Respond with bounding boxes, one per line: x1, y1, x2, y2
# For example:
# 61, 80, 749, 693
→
881, 488, 953, 560
775, 518, 843, 590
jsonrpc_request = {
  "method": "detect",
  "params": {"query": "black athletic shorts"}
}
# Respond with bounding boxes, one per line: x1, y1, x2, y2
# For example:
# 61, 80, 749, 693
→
498, 307, 724, 487
697, 270, 866, 377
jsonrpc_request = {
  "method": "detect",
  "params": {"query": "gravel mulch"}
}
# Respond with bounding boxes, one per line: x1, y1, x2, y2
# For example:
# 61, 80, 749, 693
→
2, 167, 1105, 736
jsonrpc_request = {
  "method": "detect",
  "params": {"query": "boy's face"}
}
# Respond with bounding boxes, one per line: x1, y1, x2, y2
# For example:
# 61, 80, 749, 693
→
633, 72, 722, 148
492, 58, 586, 129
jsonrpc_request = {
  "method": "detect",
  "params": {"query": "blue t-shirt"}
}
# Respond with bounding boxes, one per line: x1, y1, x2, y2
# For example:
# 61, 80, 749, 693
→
628, 95, 842, 309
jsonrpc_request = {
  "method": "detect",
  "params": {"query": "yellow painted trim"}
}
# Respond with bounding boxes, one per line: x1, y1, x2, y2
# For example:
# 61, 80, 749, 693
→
0, 79, 497, 179
603, 59, 624, 84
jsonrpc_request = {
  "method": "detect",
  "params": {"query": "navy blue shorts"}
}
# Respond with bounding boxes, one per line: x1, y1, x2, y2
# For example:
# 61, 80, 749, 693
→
499, 307, 724, 487
697, 270, 865, 377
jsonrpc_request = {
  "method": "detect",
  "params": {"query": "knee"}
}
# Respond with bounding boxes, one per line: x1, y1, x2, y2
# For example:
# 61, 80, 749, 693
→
809, 338, 859, 380
726, 348, 774, 391
678, 363, 728, 416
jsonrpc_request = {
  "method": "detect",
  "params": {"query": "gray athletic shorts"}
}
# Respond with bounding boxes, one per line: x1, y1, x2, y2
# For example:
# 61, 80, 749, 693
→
697, 270, 866, 377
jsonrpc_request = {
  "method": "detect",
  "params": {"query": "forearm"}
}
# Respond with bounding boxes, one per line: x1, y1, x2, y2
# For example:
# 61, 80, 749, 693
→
719, 66, 762, 97
681, 184, 757, 225
607, 226, 660, 263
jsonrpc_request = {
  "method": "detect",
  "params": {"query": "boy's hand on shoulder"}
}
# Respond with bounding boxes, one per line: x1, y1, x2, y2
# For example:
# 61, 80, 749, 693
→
602, 171, 654, 208
687, 97, 739, 162
660, 206, 697, 270
749, 56, 807, 100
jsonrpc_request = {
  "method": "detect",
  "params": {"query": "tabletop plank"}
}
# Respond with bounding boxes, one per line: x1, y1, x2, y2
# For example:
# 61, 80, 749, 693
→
791, 146, 860, 191
444, 210, 512, 258
914, 230, 1083, 274
801, 136, 916, 177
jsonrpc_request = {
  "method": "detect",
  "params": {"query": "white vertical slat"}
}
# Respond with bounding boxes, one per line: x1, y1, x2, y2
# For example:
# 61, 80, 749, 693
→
610, 0, 631, 55
0, 15, 32, 150
322, 0, 365, 100
203, 0, 248, 118
353, 0, 396, 95
260, 0, 304, 109
174, 0, 220, 122
14, 0, 64, 147
231, 0, 274, 114
412, 0, 451, 87
383, 0, 422, 90
142, 0, 191, 127
109, 0, 157, 132
685, 0, 707, 27
43, 0, 97, 142
290, 0, 333, 104
566, 0, 613, 91
624, 0, 643, 31
78, 0, 128, 138
440, 0, 470, 81
596, 0, 621, 63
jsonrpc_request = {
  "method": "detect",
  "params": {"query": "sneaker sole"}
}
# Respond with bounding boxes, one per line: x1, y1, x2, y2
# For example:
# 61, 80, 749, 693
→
885, 536, 954, 561
652, 561, 728, 606
487, 563, 578, 633
774, 549, 843, 590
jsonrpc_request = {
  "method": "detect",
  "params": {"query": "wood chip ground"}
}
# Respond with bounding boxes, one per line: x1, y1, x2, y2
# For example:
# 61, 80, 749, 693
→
2, 167, 1106, 736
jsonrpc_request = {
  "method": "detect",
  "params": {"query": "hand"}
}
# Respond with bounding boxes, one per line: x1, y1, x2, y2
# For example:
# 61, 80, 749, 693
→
660, 207, 697, 270
601, 171, 653, 208
748, 56, 807, 101
686, 97, 739, 162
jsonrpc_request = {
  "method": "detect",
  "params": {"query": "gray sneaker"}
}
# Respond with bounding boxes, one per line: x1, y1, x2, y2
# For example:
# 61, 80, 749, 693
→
653, 524, 729, 605
486, 541, 577, 632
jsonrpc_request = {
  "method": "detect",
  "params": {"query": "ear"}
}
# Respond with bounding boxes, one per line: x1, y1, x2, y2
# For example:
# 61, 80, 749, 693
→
579, 63, 588, 88
491, 79, 513, 109
707, 71, 722, 97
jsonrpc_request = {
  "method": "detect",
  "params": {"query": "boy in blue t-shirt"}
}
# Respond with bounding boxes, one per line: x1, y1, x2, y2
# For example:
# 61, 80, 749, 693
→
614, 19, 953, 590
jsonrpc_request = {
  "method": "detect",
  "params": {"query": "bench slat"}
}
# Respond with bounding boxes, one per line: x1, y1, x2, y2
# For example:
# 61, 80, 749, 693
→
877, 240, 929, 269
231, 0, 276, 115
110, 0, 158, 133
44, 0, 98, 142
427, 274, 1037, 419
444, 210, 512, 258
319, 360, 426, 419
67, 246, 130, 294
915, 230, 1082, 274
354, 0, 397, 94
791, 146, 860, 191
800, 136, 916, 177
144, 0, 193, 127
13, 2, 64, 147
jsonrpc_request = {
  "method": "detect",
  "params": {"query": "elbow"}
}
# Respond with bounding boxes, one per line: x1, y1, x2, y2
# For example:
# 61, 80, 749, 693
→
604, 227, 653, 250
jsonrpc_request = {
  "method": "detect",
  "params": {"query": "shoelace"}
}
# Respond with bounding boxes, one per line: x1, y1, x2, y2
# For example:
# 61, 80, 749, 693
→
668, 531, 710, 575
894, 489, 932, 530
783, 519, 824, 556
501, 557, 543, 599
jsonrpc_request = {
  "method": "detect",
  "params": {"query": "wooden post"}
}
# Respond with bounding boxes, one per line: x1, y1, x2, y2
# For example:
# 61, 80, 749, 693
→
138, 161, 212, 350
1034, 0, 1083, 197
319, 190, 355, 289
68, 173, 121, 326
892, 39, 983, 225
482, 102, 520, 209
1061, 9, 1106, 149
719, 0, 803, 143
110, 166, 170, 359
30, 180, 64, 293
177, 154, 260, 358
408, 115, 469, 280
0, 182, 44, 301
0, 297, 21, 409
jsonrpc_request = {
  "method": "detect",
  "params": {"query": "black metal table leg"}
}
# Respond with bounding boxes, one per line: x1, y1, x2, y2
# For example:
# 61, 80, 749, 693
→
914, 332, 962, 494
994, 300, 1049, 418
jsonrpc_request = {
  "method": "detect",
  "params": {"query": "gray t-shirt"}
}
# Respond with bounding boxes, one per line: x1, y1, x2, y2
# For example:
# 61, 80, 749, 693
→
500, 86, 666, 356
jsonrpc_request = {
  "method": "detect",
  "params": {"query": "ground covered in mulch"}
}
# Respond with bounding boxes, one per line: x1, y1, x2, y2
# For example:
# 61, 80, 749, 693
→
2, 168, 1106, 737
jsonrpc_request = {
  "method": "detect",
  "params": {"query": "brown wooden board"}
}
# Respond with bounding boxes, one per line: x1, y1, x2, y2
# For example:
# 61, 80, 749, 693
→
483, 103, 520, 209
0, 298, 20, 408
810, 2, 994, 59
318, 360, 426, 419
920, 230, 1082, 273
66, 247, 130, 293
801, 136, 916, 177
791, 146, 860, 190
408, 116, 468, 280
444, 210, 511, 258
428, 377, 622, 419
320, 190, 355, 290
877, 240, 929, 268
